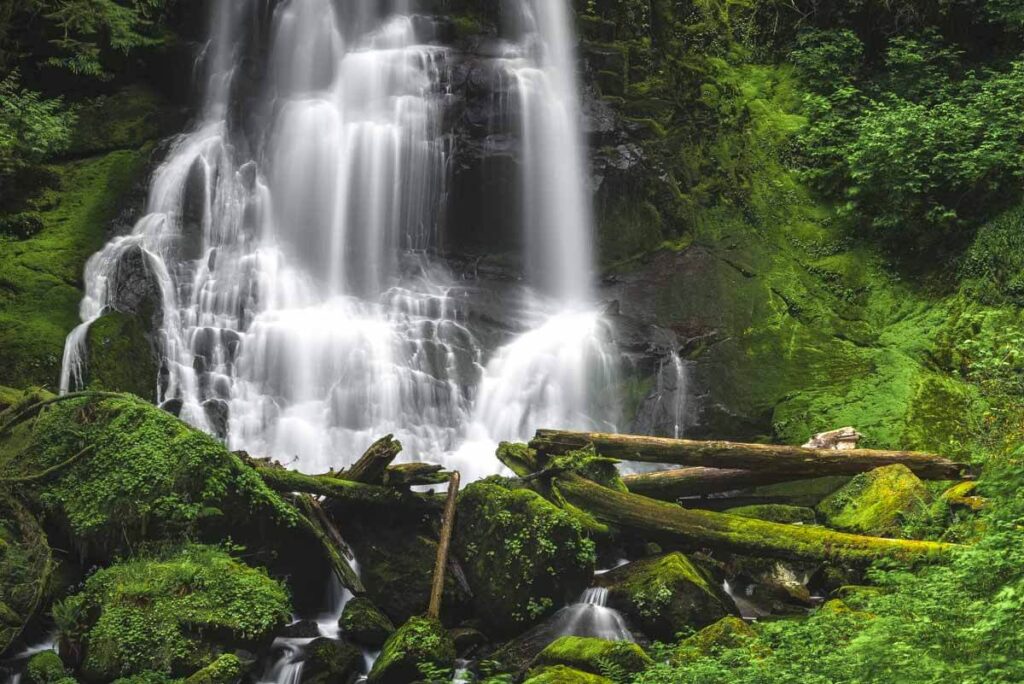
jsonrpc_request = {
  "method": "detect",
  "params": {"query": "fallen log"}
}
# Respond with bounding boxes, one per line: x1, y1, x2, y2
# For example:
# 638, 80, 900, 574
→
341, 435, 403, 484
384, 462, 452, 488
532, 430, 969, 480
255, 465, 443, 512
553, 473, 955, 565
293, 495, 366, 595
622, 467, 800, 499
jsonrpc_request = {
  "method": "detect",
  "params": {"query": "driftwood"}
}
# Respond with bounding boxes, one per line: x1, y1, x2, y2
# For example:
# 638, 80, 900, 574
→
621, 467, 799, 499
255, 465, 443, 512
532, 430, 969, 480
340, 435, 403, 484
553, 473, 955, 565
428, 472, 461, 620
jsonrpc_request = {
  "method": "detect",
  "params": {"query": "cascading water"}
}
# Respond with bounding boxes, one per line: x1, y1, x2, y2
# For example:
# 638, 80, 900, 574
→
59, 0, 618, 479
550, 588, 634, 642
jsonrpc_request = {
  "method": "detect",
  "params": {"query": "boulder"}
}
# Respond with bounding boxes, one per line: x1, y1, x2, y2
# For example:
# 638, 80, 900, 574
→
184, 654, 243, 684
595, 552, 732, 641
339, 597, 394, 649
672, 616, 762, 664
816, 464, 931, 536
523, 665, 615, 684
454, 481, 596, 636
25, 652, 69, 684
84, 311, 159, 401
531, 637, 652, 678
300, 638, 361, 684
367, 617, 455, 684
724, 556, 816, 614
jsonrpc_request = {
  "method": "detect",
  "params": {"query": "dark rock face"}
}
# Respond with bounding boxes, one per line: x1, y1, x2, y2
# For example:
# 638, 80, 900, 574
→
110, 243, 164, 326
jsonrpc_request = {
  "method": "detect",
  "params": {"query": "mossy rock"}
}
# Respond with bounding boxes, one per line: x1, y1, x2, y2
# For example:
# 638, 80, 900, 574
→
56, 544, 289, 682
523, 665, 615, 684
339, 597, 394, 649
67, 86, 175, 158
0, 394, 301, 563
367, 616, 455, 684
300, 638, 361, 684
0, 493, 52, 656
183, 654, 242, 684
83, 312, 159, 402
532, 637, 652, 678
724, 504, 816, 525
454, 481, 596, 636
672, 616, 762, 665
816, 464, 931, 536
26, 651, 68, 684
595, 552, 732, 641
740, 477, 851, 508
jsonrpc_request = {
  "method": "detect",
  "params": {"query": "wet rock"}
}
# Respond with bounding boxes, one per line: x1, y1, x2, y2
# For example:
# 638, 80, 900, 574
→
339, 597, 395, 649
203, 398, 230, 440
110, 244, 163, 325
300, 638, 362, 684
595, 552, 733, 641
449, 626, 487, 657
672, 616, 762, 665
725, 556, 817, 615
280, 620, 321, 639
531, 637, 652, 679
816, 464, 931, 536
803, 427, 863, 450
367, 617, 455, 684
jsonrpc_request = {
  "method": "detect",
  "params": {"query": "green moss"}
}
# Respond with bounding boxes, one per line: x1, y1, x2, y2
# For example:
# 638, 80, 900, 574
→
817, 465, 931, 536
56, 544, 289, 681
339, 597, 395, 648
67, 86, 172, 158
83, 312, 158, 401
532, 636, 652, 678
724, 504, 816, 525
0, 492, 52, 655
301, 638, 362, 684
523, 665, 614, 684
672, 616, 762, 665
0, 149, 150, 389
26, 651, 67, 684
182, 654, 241, 684
367, 616, 455, 684
549, 447, 627, 492
596, 552, 731, 642
0, 394, 298, 561
454, 481, 596, 636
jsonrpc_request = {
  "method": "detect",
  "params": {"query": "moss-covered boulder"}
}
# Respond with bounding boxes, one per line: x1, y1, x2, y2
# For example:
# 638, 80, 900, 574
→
0, 394, 302, 563
532, 637, 652, 678
82, 312, 159, 401
183, 654, 242, 684
0, 493, 52, 656
25, 651, 69, 684
454, 480, 596, 636
817, 464, 931, 536
724, 556, 816, 614
367, 616, 455, 684
672, 616, 762, 665
54, 544, 290, 681
725, 504, 816, 525
339, 597, 394, 649
300, 638, 361, 684
595, 553, 732, 641
523, 665, 614, 684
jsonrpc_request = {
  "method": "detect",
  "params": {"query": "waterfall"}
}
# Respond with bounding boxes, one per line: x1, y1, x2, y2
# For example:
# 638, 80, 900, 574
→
550, 588, 634, 642
59, 0, 618, 477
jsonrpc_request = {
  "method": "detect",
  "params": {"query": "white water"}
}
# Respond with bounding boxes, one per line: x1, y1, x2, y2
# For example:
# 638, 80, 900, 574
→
59, 0, 617, 478
550, 587, 634, 642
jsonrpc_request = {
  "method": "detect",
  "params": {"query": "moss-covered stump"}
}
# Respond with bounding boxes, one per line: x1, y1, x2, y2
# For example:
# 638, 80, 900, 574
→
183, 654, 242, 684
339, 597, 394, 649
724, 504, 817, 525
531, 637, 652, 678
367, 616, 455, 684
523, 665, 614, 684
817, 464, 931, 536
595, 552, 732, 641
454, 480, 596, 636
0, 493, 52, 656
82, 312, 159, 401
25, 651, 71, 684
300, 638, 362, 684
672, 616, 762, 665
0, 394, 302, 563
55, 544, 289, 682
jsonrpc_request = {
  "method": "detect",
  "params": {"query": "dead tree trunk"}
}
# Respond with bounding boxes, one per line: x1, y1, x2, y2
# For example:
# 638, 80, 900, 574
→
428, 472, 460, 620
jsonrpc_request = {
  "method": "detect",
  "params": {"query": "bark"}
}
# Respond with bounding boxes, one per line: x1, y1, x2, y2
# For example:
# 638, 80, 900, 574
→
384, 462, 452, 488
255, 465, 443, 512
532, 430, 969, 480
553, 473, 955, 565
293, 495, 366, 595
341, 435, 403, 484
428, 472, 460, 620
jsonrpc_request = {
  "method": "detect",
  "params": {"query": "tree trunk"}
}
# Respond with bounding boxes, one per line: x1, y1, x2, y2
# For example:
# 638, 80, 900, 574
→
622, 467, 801, 499
256, 466, 443, 512
428, 472, 460, 620
553, 473, 955, 565
532, 430, 969, 480
341, 435, 403, 484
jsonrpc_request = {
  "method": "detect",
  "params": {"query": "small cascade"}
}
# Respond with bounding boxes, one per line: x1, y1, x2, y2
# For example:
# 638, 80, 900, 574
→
257, 639, 306, 684
550, 588, 634, 642
723, 580, 770, 620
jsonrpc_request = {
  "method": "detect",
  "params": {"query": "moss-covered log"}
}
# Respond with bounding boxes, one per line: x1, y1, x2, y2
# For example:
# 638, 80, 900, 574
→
254, 465, 443, 512
533, 430, 969, 480
340, 435, 403, 484
383, 462, 452, 488
553, 473, 955, 565
622, 467, 799, 499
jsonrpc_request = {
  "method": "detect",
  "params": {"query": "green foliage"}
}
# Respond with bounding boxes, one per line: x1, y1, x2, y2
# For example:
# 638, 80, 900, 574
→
0, 71, 74, 177
368, 616, 455, 684
55, 544, 289, 681
25, 650, 66, 684
534, 637, 652, 680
